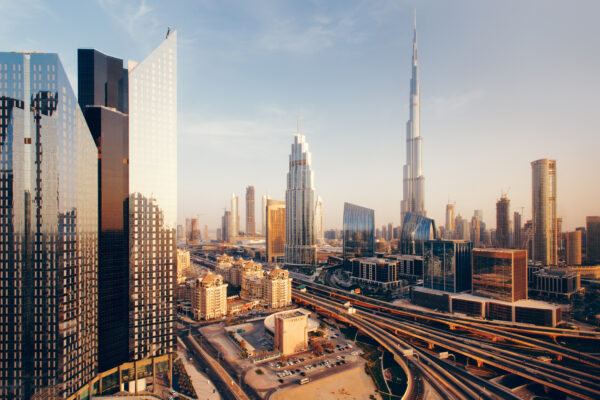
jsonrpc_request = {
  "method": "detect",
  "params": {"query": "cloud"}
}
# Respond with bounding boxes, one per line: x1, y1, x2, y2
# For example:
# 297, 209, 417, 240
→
0, 0, 56, 36
97, 0, 161, 44
430, 89, 485, 116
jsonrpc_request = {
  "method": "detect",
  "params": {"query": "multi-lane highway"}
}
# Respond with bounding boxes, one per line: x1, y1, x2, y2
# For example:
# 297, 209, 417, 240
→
292, 281, 600, 400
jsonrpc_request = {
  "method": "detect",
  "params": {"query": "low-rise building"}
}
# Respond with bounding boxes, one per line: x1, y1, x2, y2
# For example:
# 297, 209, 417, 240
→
528, 267, 583, 300
351, 257, 405, 288
274, 311, 308, 356
192, 273, 228, 320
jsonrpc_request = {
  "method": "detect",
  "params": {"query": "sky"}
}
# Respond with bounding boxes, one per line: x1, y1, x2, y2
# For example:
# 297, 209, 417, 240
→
1, 0, 598, 232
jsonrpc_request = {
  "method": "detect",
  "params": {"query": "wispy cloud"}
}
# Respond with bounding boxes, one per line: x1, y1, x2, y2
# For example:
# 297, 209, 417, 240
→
97, 0, 162, 46
0, 0, 56, 39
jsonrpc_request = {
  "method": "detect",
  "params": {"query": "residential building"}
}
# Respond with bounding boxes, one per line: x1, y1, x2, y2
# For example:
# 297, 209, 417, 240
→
266, 199, 286, 263
246, 186, 256, 236
263, 267, 292, 309
177, 249, 191, 283
275, 312, 308, 356
566, 231, 582, 266
285, 122, 317, 266
192, 274, 228, 320
531, 159, 557, 265
343, 203, 375, 260
472, 249, 527, 302
423, 240, 472, 293
496, 196, 510, 248
0, 51, 98, 399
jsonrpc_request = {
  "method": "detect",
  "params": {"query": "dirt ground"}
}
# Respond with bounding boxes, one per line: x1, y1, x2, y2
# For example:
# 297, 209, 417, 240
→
269, 363, 381, 400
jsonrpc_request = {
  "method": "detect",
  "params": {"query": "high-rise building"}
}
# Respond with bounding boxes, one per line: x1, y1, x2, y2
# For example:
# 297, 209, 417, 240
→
576, 226, 587, 257
262, 194, 270, 235
204, 224, 208, 241
0, 52, 98, 399
423, 240, 472, 293
400, 213, 436, 255
472, 249, 528, 302
587, 216, 600, 264
343, 203, 375, 260
445, 203, 455, 236
222, 210, 231, 242
387, 222, 393, 241
474, 209, 484, 222
231, 193, 239, 239
470, 215, 481, 248
531, 159, 557, 265
80, 31, 178, 369
566, 231, 582, 266
513, 212, 522, 249
556, 217, 563, 252
246, 186, 256, 236
315, 195, 324, 245
192, 273, 228, 320
285, 122, 317, 266
381, 225, 388, 241
177, 249, 191, 283
266, 200, 286, 263
401, 15, 426, 223
188, 217, 200, 244
496, 196, 510, 248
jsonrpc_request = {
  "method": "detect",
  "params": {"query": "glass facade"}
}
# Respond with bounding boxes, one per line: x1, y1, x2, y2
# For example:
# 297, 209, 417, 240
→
285, 128, 316, 266
343, 202, 374, 259
0, 52, 98, 399
531, 159, 557, 265
266, 199, 285, 263
401, 212, 436, 255
423, 240, 472, 292
472, 249, 527, 302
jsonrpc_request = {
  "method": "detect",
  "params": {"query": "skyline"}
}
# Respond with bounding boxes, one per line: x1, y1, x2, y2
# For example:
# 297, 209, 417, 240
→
2, 1, 599, 231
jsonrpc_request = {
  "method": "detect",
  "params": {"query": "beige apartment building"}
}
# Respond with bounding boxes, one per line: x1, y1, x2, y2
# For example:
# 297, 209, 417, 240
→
274, 311, 308, 355
177, 248, 191, 283
263, 267, 293, 309
192, 273, 228, 320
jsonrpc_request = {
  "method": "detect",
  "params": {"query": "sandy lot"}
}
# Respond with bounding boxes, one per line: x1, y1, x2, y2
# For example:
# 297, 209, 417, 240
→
270, 363, 381, 400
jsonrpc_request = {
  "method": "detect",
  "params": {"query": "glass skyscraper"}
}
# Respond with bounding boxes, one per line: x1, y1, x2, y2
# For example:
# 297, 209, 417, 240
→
285, 122, 316, 266
531, 159, 557, 265
343, 202, 375, 260
472, 249, 527, 302
423, 240, 472, 292
79, 31, 177, 370
0, 52, 98, 399
400, 212, 436, 255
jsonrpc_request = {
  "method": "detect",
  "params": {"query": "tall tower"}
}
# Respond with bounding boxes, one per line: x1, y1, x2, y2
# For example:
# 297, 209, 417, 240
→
531, 159, 557, 265
513, 211, 522, 249
246, 186, 256, 236
401, 12, 426, 224
231, 193, 239, 239
496, 196, 510, 248
445, 203, 455, 236
315, 196, 324, 245
262, 194, 270, 236
285, 121, 317, 266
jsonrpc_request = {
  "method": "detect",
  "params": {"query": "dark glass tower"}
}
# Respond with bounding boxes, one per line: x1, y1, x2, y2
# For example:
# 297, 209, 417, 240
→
343, 203, 375, 260
78, 49, 130, 372
79, 33, 177, 372
423, 240, 472, 292
0, 52, 98, 399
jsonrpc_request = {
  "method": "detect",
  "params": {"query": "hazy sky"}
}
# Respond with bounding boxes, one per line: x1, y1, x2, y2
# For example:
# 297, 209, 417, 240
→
1, 0, 598, 232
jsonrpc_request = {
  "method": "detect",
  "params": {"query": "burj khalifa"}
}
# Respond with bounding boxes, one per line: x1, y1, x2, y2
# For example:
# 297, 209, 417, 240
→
401, 14, 426, 223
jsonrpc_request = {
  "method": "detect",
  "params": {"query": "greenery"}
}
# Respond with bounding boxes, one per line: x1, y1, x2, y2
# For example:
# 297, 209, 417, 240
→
172, 359, 198, 399
255, 369, 263, 375
571, 289, 600, 326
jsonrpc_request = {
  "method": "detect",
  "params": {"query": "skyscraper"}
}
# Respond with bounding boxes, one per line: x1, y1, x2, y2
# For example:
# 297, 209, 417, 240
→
513, 211, 522, 249
496, 196, 510, 248
343, 203, 375, 260
401, 15, 426, 223
1, 52, 98, 399
221, 210, 231, 242
445, 203, 455, 236
387, 222, 394, 241
531, 159, 557, 265
266, 200, 286, 263
79, 31, 177, 369
285, 122, 317, 266
587, 216, 600, 264
262, 194, 270, 236
231, 193, 239, 239
246, 186, 256, 236
315, 195, 324, 245
566, 231, 582, 266
470, 215, 481, 248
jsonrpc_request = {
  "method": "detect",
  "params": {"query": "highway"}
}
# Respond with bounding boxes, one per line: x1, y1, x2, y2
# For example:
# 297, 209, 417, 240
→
293, 284, 600, 400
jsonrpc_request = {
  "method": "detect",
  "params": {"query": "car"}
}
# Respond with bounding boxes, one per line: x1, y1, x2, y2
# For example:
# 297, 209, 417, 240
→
278, 379, 284, 384
300, 372, 306, 376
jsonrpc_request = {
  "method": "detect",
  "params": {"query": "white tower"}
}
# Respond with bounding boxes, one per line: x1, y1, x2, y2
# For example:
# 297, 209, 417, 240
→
401, 12, 426, 224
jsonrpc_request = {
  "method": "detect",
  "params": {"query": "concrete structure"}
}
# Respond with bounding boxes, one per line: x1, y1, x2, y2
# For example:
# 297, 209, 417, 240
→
496, 196, 510, 249
566, 231, 582, 266
528, 266, 583, 300
246, 186, 256, 236
192, 273, 228, 320
587, 216, 600, 263
266, 199, 286, 263
274, 311, 309, 356
472, 249, 527, 302
263, 267, 293, 309
285, 121, 317, 266
531, 159, 557, 265
401, 15, 426, 223
177, 248, 191, 283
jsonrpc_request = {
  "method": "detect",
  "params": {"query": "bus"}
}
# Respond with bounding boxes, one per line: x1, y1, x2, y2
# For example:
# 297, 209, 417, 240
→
298, 377, 310, 385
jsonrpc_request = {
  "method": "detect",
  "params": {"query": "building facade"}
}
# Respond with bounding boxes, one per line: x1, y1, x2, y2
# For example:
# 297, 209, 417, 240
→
445, 203, 455, 237
274, 312, 308, 356
343, 203, 375, 260
263, 267, 292, 309
261, 194, 270, 236
587, 216, 600, 264
192, 274, 228, 320
177, 249, 191, 283
401, 16, 426, 222
566, 230, 582, 266
400, 212, 436, 255
285, 123, 317, 266
472, 249, 527, 302
231, 193, 239, 240
513, 212, 522, 249
423, 240, 472, 293
496, 196, 510, 248
531, 159, 557, 265
266, 199, 286, 263
0, 52, 98, 399
315, 195, 324, 245
246, 186, 255, 236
